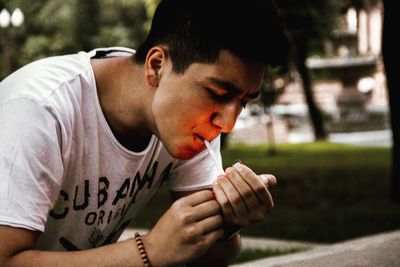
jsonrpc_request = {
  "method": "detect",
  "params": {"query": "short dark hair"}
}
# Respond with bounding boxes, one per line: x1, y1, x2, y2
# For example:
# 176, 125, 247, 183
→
135, 0, 289, 73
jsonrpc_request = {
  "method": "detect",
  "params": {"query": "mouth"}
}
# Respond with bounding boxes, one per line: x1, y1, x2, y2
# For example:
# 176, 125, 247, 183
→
194, 133, 206, 143
194, 133, 220, 144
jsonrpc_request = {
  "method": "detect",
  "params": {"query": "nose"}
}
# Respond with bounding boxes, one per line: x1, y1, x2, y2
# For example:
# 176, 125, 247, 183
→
211, 101, 242, 133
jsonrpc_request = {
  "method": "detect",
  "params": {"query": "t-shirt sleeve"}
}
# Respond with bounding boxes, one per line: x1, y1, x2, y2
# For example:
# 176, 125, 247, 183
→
166, 136, 223, 192
0, 99, 64, 232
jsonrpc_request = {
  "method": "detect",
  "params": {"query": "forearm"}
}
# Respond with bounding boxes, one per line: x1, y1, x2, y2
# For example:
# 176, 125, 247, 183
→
187, 234, 242, 267
5, 238, 145, 267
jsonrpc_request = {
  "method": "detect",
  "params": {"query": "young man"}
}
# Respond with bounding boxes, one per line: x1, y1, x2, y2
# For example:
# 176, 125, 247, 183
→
0, 0, 288, 266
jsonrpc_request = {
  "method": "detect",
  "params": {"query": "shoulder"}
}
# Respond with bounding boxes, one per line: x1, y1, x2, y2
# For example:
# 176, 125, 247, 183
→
0, 52, 94, 104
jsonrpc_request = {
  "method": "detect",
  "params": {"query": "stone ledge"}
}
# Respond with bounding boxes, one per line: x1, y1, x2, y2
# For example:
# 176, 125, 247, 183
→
232, 229, 400, 267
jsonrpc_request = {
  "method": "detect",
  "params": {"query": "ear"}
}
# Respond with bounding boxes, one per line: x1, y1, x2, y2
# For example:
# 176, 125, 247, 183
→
144, 46, 168, 87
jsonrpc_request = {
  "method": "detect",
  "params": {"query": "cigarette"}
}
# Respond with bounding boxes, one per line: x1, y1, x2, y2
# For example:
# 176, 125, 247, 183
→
204, 140, 225, 174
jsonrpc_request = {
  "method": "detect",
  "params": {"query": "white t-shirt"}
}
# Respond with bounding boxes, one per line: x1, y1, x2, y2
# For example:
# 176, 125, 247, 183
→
0, 47, 222, 251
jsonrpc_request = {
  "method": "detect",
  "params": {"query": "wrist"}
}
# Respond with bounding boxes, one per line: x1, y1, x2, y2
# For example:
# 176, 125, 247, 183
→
134, 232, 152, 267
140, 233, 177, 267
218, 225, 241, 242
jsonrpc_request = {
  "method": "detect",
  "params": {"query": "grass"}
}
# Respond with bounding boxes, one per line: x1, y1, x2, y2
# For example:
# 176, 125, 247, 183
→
130, 142, 400, 244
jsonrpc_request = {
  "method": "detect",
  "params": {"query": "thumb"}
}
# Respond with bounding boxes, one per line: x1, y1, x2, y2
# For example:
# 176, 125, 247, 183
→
260, 174, 277, 187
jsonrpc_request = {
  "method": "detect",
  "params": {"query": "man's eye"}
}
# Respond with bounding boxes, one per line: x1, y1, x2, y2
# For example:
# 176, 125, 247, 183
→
206, 88, 248, 108
206, 88, 233, 102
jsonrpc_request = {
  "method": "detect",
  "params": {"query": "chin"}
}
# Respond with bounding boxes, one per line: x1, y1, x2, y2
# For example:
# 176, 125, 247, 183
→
173, 150, 198, 160
170, 145, 202, 160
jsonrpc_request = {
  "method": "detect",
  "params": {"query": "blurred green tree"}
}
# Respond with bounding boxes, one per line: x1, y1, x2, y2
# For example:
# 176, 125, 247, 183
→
0, 0, 151, 79
275, 0, 342, 141
94, 0, 149, 49
72, 0, 99, 52
259, 66, 288, 155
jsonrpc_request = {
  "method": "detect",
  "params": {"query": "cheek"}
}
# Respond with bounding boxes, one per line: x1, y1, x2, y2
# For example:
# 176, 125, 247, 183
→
171, 97, 214, 125
151, 98, 190, 138
152, 85, 216, 133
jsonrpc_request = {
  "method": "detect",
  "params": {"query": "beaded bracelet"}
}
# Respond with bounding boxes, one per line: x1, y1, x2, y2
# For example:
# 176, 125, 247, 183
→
134, 232, 152, 267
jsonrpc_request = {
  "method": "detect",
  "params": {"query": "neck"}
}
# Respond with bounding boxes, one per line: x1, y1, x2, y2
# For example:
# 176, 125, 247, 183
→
91, 56, 154, 152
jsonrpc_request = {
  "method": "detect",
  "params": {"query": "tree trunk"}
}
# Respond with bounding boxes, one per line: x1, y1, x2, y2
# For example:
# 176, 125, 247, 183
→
295, 40, 327, 140
382, 0, 400, 202
265, 107, 277, 156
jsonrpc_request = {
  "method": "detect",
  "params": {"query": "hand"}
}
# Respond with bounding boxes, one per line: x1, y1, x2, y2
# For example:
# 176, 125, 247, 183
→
143, 190, 224, 266
212, 162, 276, 228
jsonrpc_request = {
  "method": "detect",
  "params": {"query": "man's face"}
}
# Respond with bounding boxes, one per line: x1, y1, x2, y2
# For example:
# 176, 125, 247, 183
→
151, 50, 264, 160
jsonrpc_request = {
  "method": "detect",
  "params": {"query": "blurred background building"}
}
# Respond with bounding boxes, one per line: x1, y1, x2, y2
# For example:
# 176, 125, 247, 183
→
230, 2, 389, 146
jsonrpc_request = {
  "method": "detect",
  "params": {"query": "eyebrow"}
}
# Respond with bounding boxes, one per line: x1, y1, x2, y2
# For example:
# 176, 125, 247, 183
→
207, 78, 260, 100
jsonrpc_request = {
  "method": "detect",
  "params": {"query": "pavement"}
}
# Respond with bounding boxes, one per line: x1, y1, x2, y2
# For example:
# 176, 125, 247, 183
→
120, 228, 400, 266
291, 129, 392, 147
233, 229, 400, 267
231, 119, 392, 148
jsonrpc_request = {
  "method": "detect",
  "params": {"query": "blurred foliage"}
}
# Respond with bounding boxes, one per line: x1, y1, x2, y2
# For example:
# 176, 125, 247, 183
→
273, 0, 344, 141
0, 0, 371, 80
0, 0, 160, 79
260, 66, 288, 109
343, 0, 380, 10
276, 0, 342, 56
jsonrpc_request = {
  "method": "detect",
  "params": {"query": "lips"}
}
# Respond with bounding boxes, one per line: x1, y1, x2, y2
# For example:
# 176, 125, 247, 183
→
194, 133, 219, 143
194, 134, 206, 146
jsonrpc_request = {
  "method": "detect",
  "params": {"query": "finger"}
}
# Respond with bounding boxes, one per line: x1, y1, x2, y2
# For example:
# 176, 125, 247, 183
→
260, 174, 277, 187
263, 187, 275, 212
216, 175, 248, 220
203, 227, 225, 245
233, 163, 269, 205
182, 190, 215, 207
212, 180, 235, 222
224, 167, 260, 212
196, 214, 223, 234
193, 200, 221, 220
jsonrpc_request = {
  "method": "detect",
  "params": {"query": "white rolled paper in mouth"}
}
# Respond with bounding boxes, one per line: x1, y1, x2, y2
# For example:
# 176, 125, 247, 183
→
204, 140, 225, 174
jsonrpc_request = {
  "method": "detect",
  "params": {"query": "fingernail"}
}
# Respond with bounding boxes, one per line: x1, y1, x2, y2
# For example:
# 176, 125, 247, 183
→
233, 159, 242, 169
234, 159, 242, 165
232, 160, 242, 170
